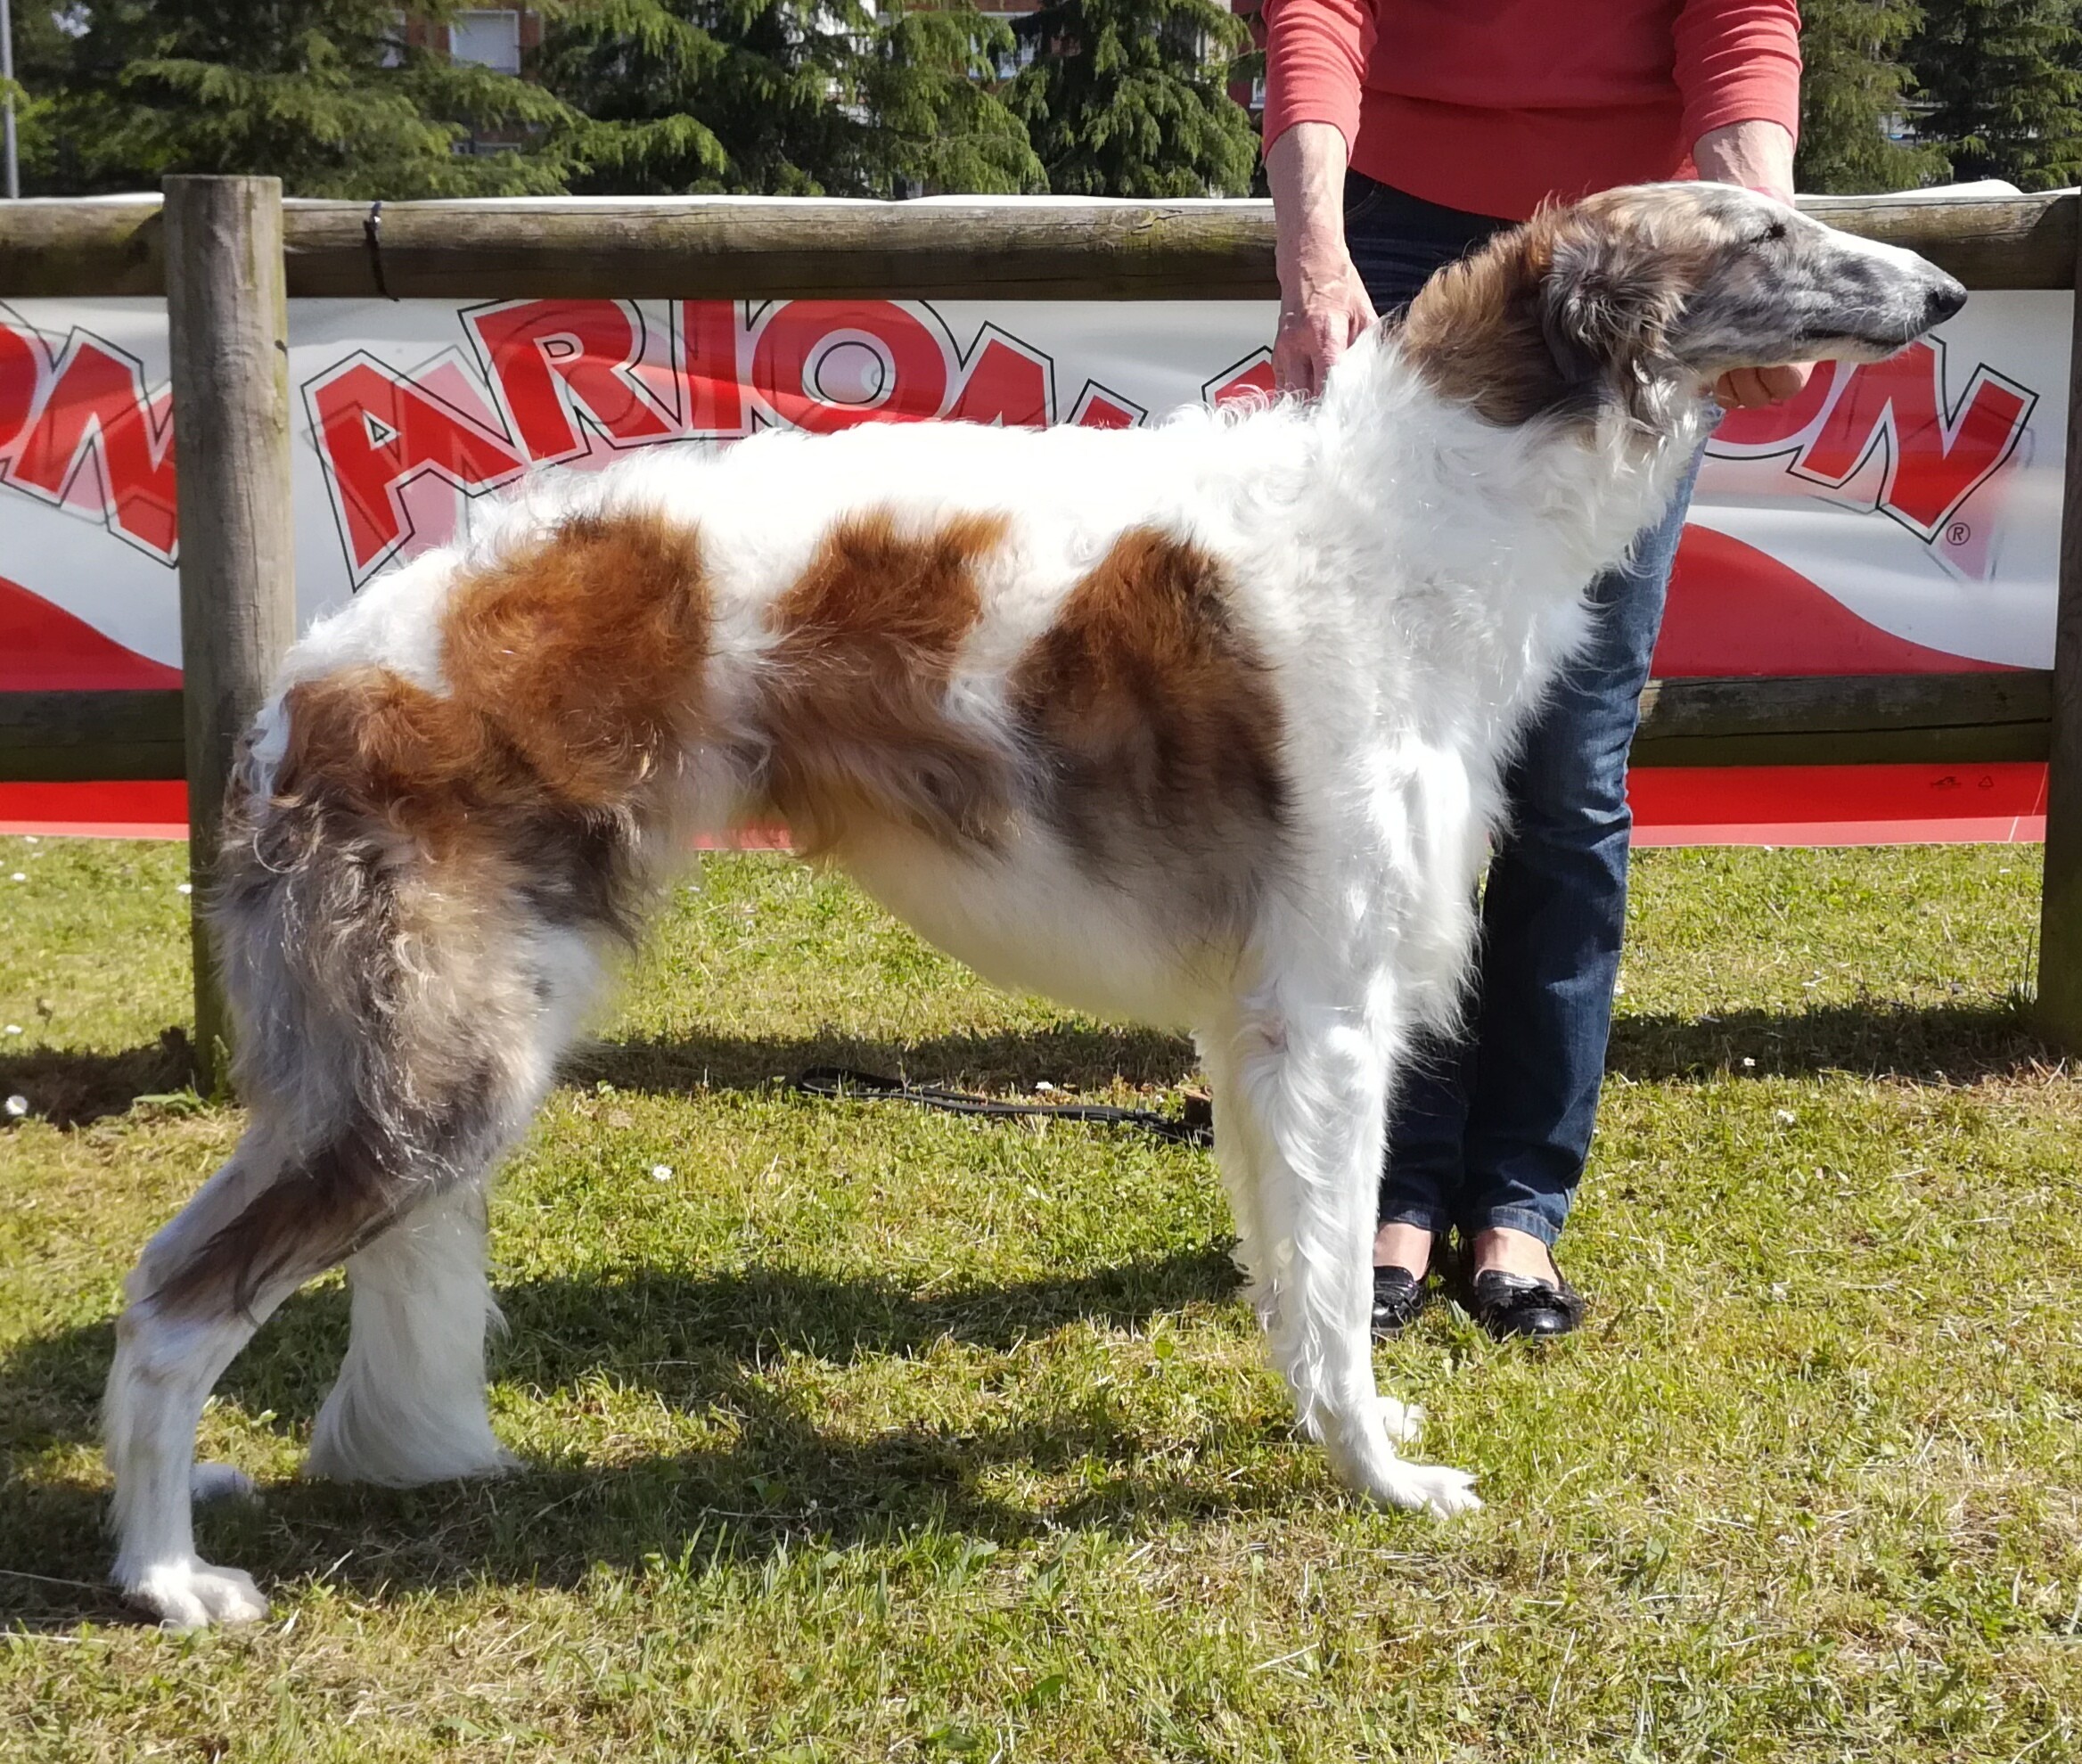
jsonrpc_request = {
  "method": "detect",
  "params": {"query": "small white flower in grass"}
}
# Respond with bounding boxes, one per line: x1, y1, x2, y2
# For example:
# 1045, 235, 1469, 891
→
176, 882, 193, 896
8, 873, 23, 883
1741, 1056, 1757, 1069
3, 1026, 19, 1037
650, 1163, 674, 1182
1769, 1283, 1788, 1301
1774, 1108, 1798, 1126
3, 1095, 27, 1121
1034, 1080, 1055, 1094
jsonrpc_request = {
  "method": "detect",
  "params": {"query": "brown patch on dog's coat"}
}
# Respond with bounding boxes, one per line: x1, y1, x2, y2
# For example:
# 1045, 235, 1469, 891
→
442, 510, 711, 808
755, 510, 1011, 852
1011, 527, 1288, 923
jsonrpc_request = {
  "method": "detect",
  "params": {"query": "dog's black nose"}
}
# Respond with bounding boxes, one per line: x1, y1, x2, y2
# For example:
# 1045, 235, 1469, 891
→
1925, 275, 1968, 325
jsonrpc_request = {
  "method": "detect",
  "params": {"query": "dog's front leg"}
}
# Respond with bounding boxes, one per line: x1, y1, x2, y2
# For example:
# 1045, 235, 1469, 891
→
1209, 992, 1480, 1519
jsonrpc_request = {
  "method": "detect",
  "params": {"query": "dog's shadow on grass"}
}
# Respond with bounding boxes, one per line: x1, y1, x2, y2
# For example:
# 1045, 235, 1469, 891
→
4, 999, 2047, 1134
0, 1248, 1247, 1629
570, 1020, 1202, 1097
0, 1020, 1200, 1132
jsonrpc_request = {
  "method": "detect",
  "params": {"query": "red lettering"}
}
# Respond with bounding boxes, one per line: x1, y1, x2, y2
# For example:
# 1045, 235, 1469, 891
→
6, 338, 176, 557
750, 301, 948, 434
679, 300, 747, 437
309, 358, 525, 571
1797, 341, 2033, 536
1070, 382, 1144, 429
468, 299, 676, 464
0, 324, 40, 456
946, 330, 1053, 427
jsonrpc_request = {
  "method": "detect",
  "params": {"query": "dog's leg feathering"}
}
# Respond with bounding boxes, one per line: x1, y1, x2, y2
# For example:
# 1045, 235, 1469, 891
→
306, 1185, 518, 1485
1211, 993, 1481, 1520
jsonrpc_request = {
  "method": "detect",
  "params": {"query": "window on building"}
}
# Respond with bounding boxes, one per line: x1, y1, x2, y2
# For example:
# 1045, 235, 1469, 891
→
450, 9, 523, 75
979, 12, 1038, 79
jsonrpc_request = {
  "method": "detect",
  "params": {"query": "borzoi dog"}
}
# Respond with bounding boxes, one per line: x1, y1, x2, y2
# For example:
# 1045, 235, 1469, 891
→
105, 183, 1963, 1626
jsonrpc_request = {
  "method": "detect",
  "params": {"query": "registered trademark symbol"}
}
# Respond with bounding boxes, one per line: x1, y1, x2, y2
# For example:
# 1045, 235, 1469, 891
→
1945, 521, 1972, 546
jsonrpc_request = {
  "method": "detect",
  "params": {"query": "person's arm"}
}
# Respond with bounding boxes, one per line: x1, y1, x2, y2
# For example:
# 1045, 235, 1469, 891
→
1262, 0, 1377, 396
1266, 123, 1378, 398
1677, 1, 1808, 407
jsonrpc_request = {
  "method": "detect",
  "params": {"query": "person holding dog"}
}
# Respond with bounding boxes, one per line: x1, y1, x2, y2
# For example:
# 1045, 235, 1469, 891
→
1261, 0, 1808, 1339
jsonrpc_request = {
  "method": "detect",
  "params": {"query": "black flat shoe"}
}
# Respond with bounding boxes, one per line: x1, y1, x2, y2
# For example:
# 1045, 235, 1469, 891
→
1468, 1267, 1585, 1341
1370, 1266, 1430, 1338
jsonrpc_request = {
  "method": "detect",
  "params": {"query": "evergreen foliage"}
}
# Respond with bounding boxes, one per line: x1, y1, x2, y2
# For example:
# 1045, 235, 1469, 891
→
1909, 0, 2082, 189
21, 1, 579, 198
534, 0, 1039, 196
1794, 0, 1949, 193
1004, 0, 1258, 196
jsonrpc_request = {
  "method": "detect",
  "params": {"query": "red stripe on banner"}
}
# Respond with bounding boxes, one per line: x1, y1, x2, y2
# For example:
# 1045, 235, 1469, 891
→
1655, 529, 2014, 677
0, 577, 183, 690
0, 780, 799, 848
0, 779, 190, 839
1628, 762, 2047, 847
0, 771, 2050, 849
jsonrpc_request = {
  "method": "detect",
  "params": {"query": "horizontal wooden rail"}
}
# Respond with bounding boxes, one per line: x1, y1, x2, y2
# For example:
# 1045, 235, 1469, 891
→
0, 689, 184, 781
0, 672, 2051, 784
1632, 670, 2052, 767
0, 189, 2071, 300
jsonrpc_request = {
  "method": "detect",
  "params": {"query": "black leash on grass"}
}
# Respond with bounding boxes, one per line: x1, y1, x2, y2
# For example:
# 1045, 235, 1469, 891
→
791, 1065, 1213, 1147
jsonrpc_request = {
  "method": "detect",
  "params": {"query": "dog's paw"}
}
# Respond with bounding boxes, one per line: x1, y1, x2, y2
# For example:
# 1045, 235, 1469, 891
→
124, 1557, 270, 1629
190, 1462, 255, 1503
1377, 1460, 1482, 1521
1376, 1396, 1425, 1447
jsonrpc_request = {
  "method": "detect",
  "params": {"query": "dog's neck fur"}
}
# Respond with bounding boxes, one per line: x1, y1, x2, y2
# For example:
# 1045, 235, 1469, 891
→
1303, 324, 1713, 734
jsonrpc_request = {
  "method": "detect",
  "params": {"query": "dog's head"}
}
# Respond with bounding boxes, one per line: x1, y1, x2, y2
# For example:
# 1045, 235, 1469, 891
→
1397, 182, 1966, 431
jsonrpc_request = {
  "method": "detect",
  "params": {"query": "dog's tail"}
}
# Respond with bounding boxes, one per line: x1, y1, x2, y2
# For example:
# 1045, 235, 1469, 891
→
143, 744, 575, 1322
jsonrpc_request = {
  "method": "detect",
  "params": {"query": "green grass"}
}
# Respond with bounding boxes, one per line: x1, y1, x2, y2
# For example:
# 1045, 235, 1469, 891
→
3, 833, 2079, 1761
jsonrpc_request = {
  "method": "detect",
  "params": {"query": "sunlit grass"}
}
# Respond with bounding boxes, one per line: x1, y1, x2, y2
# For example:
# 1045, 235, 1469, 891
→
3, 834, 2077, 1760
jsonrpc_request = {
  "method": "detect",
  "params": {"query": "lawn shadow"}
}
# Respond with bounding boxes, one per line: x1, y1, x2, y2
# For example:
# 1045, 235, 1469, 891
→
0, 1027, 195, 1128
0, 1247, 1249, 1629
571, 1021, 1201, 1099
1608, 1000, 2049, 1085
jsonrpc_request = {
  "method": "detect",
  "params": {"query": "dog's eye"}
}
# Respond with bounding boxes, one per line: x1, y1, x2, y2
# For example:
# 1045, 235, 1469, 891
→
1749, 220, 1789, 246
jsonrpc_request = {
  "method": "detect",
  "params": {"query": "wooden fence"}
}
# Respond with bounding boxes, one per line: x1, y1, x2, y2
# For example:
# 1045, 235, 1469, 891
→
2, 177, 2080, 1081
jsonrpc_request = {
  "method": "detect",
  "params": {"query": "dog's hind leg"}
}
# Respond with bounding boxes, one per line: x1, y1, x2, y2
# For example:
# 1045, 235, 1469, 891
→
304, 1184, 518, 1487
104, 1102, 445, 1628
1209, 988, 1480, 1520
104, 1136, 305, 1628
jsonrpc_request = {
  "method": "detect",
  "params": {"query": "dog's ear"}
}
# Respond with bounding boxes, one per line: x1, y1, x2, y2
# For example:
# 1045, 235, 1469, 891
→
1536, 217, 1684, 424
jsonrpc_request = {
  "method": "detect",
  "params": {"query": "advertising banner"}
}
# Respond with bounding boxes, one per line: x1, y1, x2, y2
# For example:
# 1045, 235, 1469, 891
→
1, 291, 2065, 841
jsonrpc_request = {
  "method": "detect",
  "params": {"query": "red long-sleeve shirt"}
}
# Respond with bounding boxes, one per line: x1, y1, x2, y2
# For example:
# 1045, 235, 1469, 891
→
1261, 0, 1803, 220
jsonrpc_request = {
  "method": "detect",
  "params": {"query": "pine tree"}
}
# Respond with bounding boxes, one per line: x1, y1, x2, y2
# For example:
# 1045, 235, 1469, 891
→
865, 6, 1045, 196
1004, 0, 1258, 197
1795, 0, 1949, 193
536, 0, 1039, 196
25, 1, 580, 198
1910, 0, 2082, 189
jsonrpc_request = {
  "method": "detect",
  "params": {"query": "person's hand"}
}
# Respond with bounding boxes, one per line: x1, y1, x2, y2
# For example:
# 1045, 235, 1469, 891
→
1275, 244, 1379, 399
1714, 361, 1813, 408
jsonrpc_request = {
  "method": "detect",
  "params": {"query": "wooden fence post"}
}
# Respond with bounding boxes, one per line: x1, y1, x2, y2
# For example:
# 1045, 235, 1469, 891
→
2038, 205, 2082, 1051
165, 176, 295, 1095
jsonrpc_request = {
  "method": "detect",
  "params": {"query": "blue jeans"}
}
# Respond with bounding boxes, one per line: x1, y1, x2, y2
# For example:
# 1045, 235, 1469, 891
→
1343, 174, 1701, 1251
